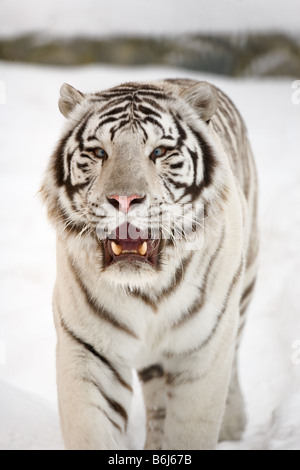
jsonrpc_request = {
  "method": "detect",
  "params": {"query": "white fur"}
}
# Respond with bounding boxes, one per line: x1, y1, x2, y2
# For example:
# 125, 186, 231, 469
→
41, 79, 258, 450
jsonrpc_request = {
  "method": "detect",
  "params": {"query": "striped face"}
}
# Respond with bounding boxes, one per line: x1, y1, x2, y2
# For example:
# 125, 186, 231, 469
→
43, 80, 225, 280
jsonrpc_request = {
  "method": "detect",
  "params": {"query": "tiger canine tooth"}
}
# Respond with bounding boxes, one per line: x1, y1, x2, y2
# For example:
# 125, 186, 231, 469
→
138, 241, 147, 256
111, 241, 122, 256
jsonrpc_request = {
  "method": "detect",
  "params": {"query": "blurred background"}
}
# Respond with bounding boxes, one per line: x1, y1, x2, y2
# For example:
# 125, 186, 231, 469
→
0, 0, 300, 76
0, 0, 299, 450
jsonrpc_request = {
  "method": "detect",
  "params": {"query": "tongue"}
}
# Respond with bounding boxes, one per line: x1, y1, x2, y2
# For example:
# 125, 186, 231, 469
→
117, 239, 144, 251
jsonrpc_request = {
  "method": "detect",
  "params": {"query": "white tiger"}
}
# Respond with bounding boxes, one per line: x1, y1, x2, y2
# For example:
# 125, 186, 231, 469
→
41, 78, 258, 450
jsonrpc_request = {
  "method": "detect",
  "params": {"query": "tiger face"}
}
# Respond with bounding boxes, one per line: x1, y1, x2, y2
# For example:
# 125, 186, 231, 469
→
43, 80, 227, 284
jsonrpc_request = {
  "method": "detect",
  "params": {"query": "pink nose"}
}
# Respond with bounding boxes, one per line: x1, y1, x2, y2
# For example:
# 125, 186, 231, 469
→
107, 194, 145, 213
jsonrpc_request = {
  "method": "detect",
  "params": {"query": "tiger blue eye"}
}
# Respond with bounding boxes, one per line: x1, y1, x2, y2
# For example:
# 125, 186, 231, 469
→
153, 147, 167, 158
94, 148, 107, 159
154, 148, 163, 157
150, 146, 168, 162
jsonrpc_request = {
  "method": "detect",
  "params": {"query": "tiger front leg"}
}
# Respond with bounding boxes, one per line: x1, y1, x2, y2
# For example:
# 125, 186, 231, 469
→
56, 318, 133, 450
163, 343, 235, 450
219, 355, 247, 442
138, 364, 166, 450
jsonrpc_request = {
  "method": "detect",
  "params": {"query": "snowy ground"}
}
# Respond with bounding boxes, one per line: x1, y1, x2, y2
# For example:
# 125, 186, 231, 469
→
0, 62, 299, 450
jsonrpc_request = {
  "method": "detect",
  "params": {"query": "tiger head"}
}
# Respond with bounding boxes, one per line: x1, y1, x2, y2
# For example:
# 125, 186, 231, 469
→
42, 79, 228, 286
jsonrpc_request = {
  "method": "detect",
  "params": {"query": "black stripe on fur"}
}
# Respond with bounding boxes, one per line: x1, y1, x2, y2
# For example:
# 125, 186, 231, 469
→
68, 256, 138, 339
60, 314, 132, 392
138, 364, 164, 383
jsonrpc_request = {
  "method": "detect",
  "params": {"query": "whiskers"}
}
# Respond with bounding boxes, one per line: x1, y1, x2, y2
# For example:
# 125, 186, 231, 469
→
51, 205, 97, 255
52, 199, 208, 270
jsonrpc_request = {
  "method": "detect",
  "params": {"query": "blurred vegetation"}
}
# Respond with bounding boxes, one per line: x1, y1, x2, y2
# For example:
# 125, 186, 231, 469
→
0, 33, 299, 77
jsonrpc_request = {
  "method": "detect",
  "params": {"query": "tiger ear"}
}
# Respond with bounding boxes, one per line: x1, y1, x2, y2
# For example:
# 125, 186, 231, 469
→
58, 83, 85, 118
180, 82, 218, 122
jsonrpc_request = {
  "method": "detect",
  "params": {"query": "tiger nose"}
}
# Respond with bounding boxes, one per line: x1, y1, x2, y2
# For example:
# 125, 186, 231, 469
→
107, 194, 146, 213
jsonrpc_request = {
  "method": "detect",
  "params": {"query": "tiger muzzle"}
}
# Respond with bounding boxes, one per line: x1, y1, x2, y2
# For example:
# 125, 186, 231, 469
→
104, 223, 161, 267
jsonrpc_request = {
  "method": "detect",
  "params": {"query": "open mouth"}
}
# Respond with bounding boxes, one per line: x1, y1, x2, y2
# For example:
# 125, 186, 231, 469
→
104, 223, 160, 267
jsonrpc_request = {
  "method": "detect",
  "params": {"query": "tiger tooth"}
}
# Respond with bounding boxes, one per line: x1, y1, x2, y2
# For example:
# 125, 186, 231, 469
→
138, 241, 147, 256
111, 241, 122, 256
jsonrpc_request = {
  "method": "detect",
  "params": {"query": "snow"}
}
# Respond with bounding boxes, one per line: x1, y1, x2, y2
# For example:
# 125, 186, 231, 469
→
0, 381, 63, 450
0, 61, 299, 450
0, 0, 299, 38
